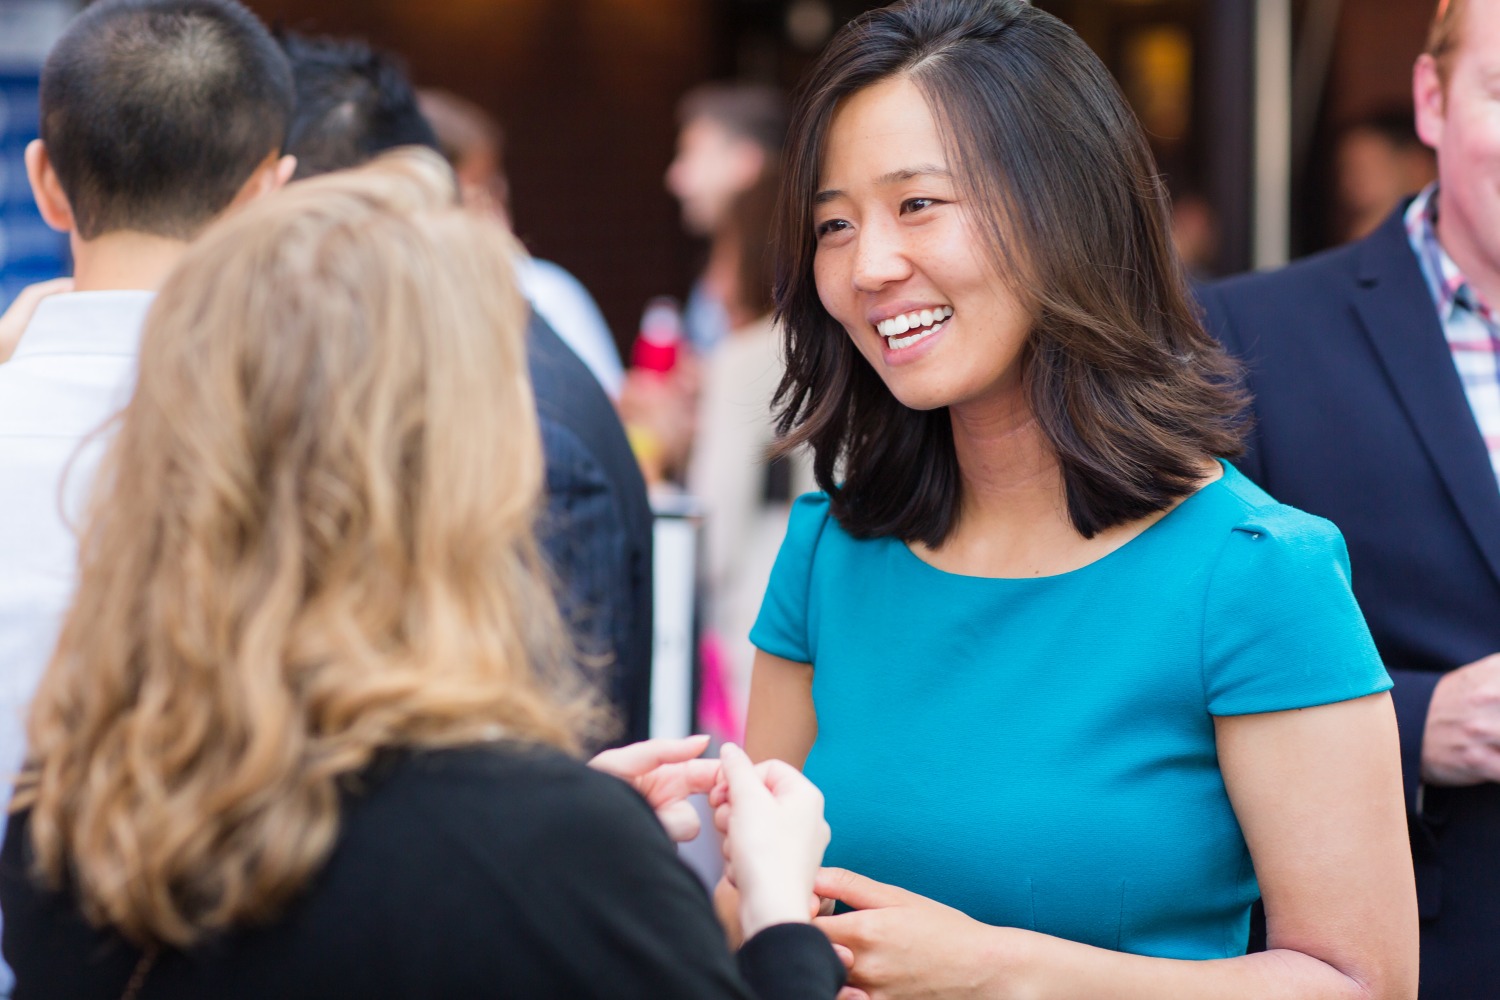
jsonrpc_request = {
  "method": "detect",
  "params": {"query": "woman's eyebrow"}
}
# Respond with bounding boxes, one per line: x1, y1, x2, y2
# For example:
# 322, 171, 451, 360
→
814, 164, 952, 204
876, 164, 951, 185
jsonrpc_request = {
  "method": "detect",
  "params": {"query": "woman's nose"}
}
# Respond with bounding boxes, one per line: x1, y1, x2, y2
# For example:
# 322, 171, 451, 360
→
851, 221, 913, 292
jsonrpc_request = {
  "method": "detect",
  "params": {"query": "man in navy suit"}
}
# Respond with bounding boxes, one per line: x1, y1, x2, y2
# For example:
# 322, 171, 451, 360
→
1199, 2, 1500, 994
280, 34, 654, 747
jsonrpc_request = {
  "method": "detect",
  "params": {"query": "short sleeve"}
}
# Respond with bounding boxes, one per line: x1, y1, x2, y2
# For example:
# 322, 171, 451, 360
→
748, 493, 833, 664
1202, 509, 1392, 716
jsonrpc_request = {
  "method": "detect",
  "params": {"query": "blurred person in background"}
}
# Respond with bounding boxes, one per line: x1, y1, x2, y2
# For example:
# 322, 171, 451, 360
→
683, 163, 814, 738
1199, 1, 1500, 994
1169, 185, 1221, 279
0, 0, 295, 989
620, 83, 792, 491
0, 152, 846, 1000
665, 83, 788, 356
621, 82, 808, 735
419, 87, 625, 399
1335, 109, 1437, 243
740, 1, 1416, 997
281, 33, 654, 746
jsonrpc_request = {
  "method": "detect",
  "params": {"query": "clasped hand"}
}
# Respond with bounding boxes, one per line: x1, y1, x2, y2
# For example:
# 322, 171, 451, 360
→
589, 737, 830, 939
809, 869, 1018, 1000
1423, 652, 1500, 786
590, 738, 1017, 996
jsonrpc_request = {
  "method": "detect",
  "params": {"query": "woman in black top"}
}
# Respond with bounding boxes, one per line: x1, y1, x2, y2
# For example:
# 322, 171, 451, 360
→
0, 150, 842, 999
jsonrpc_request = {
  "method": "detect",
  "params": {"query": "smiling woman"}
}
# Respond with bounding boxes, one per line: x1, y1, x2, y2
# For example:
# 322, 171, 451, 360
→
737, 2, 1419, 1000
774, 0, 1246, 547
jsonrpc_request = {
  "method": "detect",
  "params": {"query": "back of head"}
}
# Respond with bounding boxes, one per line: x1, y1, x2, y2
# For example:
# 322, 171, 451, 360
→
40, 0, 293, 240
419, 88, 503, 168
417, 88, 509, 216
678, 82, 788, 157
17, 148, 592, 948
282, 33, 440, 179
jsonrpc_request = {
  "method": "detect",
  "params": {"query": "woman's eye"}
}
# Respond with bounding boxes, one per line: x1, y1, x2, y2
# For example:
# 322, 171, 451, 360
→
815, 218, 850, 239
900, 197, 937, 215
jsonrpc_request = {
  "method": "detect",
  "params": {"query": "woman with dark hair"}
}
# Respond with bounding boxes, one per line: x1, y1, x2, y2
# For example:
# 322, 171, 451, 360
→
735, 1, 1418, 997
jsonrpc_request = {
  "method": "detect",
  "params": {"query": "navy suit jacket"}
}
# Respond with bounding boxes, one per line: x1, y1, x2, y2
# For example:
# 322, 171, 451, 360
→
1199, 207, 1500, 999
528, 313, 654, 747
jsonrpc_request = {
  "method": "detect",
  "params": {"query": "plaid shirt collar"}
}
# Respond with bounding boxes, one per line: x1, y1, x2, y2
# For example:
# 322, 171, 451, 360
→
1405, 183, 1498, 325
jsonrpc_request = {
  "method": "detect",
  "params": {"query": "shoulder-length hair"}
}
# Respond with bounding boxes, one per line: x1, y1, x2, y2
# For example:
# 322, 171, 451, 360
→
14, 149, 599, 948
774, 0, 1246, 544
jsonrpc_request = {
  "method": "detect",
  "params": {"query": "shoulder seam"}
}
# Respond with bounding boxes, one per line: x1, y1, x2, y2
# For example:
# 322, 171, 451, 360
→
1197, 525, 1246, 709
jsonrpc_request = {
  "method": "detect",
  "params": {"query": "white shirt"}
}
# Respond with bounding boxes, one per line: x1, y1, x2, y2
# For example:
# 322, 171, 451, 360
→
0, 291, 152, 784
515, 256, 624, 398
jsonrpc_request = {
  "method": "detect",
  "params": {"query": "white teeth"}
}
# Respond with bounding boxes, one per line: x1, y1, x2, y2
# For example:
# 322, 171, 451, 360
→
888, 319, 946, 350
876, 306, 953, 340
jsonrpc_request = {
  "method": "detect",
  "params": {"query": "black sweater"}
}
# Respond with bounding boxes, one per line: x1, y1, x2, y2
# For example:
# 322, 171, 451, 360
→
0, 745, 844, 999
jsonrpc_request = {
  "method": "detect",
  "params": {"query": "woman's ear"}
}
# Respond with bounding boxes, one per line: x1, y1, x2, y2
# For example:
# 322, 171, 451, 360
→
24, 140, 77, 235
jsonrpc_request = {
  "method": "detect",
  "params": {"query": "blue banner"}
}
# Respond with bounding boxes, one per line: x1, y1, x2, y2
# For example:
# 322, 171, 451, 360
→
0, 1, 75, 311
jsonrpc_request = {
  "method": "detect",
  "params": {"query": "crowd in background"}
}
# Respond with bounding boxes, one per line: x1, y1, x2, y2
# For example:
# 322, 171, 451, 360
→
0, 0, 1496, 998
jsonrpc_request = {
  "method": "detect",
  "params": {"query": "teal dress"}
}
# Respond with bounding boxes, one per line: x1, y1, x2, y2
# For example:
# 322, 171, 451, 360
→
749, 462, 1391, 960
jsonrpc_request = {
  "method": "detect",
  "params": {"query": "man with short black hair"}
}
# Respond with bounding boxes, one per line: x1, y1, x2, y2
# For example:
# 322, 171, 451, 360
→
1200, 0, 1500, 992
279, 33, 439, 181
0, 6, 294, 984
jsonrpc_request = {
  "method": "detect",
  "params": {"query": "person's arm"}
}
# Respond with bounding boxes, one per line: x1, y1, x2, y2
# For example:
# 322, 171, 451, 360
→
534, 414, 649, 744
744, 650, 817, 768
813, 693, 1417, 1000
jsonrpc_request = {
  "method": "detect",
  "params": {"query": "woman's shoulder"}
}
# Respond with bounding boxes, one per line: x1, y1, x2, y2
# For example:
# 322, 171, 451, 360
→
346, 743, 662, 852
779, 491, 840, 552
774, 490, 893, 576
1188, 462, 1349, 559
1193, 466, 1388, 716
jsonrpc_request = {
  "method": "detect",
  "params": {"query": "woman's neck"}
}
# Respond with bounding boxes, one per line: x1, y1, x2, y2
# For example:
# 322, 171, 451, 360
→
915, 392, 1219, 578
948, 393, 1064, 534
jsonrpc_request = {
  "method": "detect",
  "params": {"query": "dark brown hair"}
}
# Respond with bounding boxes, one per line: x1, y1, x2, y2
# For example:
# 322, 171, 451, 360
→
772, 0, 1246, 545
728, 164, 781, 322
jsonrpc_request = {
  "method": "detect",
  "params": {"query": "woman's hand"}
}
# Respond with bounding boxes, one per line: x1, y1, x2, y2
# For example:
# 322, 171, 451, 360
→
713, 742, 830, 940
814, 868, 1015, 1000
587, 735, 719, 842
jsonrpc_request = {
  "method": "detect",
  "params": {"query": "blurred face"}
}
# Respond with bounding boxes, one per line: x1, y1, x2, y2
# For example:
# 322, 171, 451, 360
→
1337, 129, 1406, 216
453, 142, 511, 225
812, 75, 1032, 413
666, 117, 765, 236
1415, 0, 1500, 286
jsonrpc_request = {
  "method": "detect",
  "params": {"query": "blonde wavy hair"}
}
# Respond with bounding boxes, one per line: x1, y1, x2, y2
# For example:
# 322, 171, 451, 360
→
13, 148, 599, 948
